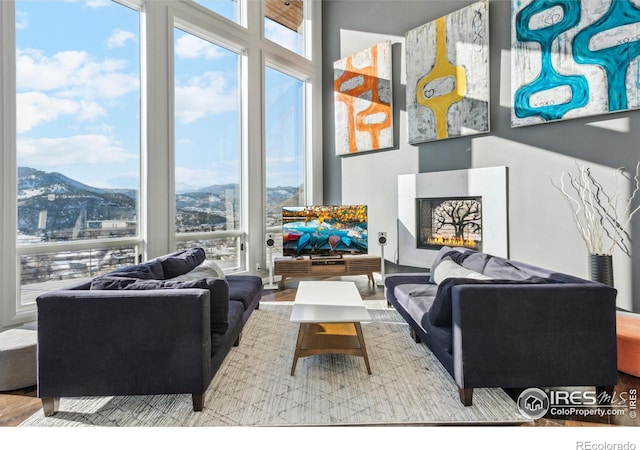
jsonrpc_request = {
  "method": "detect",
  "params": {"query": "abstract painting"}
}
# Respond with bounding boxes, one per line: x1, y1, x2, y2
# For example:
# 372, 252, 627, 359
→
511, 0, 640, 127
405, 0, 489, 144
334, 40, 393, 155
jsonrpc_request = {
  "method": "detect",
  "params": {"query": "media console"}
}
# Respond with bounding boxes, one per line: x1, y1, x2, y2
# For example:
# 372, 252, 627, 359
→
273, 255, 381, 288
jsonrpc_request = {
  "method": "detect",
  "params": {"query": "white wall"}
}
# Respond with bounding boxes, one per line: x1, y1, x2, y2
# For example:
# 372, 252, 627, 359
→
322, 0, 640, 311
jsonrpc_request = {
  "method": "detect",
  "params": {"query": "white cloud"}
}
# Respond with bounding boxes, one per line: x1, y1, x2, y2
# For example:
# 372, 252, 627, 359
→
77, 100, 107, 122
107, 29, 136, 49
15, 11, 28, 30
63, 0, 111, 8
175, 72, 237, 123
175, 34, 224, 60
17, 92, 78, 133
17, 92, 106, 133
85, 0, 111, 7
18, 134, 136, 167
16, 49, 138, 100
17, 49, 85, 91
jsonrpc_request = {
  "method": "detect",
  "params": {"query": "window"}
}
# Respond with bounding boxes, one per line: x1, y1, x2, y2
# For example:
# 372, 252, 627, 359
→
173, 28, 243, 271
265, 66, 306, 256
2, 0, 320, 325
194, 0, 241, 25
15, 0, 141, 306
264, 0, 305, 57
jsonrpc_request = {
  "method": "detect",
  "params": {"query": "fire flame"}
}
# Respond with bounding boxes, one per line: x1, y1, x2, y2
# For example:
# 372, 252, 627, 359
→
427, 236, 478, 249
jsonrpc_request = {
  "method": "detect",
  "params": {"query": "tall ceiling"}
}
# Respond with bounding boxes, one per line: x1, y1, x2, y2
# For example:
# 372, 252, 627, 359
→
264, 0, 303, 32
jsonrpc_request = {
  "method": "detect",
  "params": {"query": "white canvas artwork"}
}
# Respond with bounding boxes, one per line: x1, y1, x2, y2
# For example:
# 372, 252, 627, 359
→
334, 40, 393, 155
511, 0, 640, 127
405, 0, 490, 144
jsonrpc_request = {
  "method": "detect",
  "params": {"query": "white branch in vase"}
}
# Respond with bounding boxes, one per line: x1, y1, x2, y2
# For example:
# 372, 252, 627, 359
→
550, 161, 640, 257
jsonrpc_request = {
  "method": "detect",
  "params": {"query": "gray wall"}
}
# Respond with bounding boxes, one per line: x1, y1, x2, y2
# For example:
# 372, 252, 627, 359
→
322, 0, 640, 311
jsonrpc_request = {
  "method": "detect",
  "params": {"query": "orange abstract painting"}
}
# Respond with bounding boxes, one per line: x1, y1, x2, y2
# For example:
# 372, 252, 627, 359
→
334, 40, 393, 155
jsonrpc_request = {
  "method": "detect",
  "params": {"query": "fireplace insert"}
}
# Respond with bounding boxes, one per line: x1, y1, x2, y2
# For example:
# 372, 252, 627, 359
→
416, 196, 482, 251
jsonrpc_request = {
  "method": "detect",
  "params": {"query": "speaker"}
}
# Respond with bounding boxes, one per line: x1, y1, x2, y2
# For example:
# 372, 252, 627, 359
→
378, 231, 387, 246
265, 233, 275, 248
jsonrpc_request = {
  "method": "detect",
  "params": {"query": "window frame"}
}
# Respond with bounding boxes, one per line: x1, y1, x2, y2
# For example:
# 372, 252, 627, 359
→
0, 0, 322, 329
263, 61, 310, 240
5, 0, 145, 324
171, 16, 248, 273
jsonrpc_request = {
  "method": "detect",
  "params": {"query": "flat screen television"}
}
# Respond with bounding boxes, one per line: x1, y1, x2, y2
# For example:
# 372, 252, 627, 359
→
282, 205, 368, 257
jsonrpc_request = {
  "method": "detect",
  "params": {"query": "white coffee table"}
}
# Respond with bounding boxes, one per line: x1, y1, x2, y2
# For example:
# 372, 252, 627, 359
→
290, 281, 372, 375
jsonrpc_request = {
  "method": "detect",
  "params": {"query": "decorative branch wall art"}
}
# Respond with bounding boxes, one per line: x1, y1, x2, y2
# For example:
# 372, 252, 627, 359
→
511, 0, 640, 127
405, 0, 490, 144
334, 40, 393, 155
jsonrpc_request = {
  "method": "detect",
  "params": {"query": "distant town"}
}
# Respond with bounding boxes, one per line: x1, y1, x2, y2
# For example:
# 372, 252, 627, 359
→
17, 167, 301, 287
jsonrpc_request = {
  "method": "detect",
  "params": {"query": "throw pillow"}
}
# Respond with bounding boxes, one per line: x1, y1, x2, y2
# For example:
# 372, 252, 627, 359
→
170, 259, 226, 281
428, 246, 474, 283
160, 247, 206, 279
106, 260, 165, 280
432, 257, 493, 285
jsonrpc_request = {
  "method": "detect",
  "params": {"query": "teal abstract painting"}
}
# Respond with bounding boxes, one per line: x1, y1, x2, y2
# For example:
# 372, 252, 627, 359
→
511, 0, 640, 127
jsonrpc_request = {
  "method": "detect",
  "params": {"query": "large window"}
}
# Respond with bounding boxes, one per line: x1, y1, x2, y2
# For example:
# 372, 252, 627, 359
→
15, 0, 141, 306
2, 0, 319, 325
265, 66, 306, 256
173, 28, 243, 271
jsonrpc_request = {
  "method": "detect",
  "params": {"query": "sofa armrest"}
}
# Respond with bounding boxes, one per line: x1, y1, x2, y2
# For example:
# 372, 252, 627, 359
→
37, 289, 212, 398
451, 283, 618, 389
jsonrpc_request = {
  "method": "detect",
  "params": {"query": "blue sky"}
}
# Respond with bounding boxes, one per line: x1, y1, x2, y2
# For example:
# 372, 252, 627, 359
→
16, 0, 304, 191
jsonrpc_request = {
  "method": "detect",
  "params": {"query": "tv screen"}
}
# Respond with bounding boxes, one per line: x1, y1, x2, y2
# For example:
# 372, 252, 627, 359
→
282, 205, 368, 257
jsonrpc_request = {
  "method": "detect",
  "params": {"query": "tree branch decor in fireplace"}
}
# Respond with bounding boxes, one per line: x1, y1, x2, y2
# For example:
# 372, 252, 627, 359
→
416, 196, 482, 251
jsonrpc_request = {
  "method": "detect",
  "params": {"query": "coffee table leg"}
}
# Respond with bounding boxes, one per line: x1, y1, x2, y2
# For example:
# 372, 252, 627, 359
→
291, 323, 307, 376
354, 322, 371, 375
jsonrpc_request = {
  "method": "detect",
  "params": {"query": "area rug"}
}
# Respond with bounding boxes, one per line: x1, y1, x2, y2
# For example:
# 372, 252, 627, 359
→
20, 301, 529, 427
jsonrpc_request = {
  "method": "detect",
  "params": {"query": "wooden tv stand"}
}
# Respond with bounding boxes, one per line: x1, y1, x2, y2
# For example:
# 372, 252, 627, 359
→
274, 255, 381, 288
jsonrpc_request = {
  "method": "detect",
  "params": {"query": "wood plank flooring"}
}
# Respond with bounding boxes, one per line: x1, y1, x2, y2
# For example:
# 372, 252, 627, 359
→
2, 274, 638, 427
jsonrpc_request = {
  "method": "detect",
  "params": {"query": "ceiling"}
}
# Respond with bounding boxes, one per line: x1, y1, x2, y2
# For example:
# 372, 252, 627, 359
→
264, 0, 303, 32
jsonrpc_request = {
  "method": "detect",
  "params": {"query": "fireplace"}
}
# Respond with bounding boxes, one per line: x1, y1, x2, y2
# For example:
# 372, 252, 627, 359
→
416, 196, 482, 251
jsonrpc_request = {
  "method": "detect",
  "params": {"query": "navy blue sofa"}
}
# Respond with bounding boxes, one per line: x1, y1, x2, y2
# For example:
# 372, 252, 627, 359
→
384, 247, 618, 406
36, 248, 262, 416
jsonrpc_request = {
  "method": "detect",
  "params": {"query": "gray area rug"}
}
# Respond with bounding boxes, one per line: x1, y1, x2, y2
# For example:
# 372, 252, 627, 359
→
20, 301, 529, 426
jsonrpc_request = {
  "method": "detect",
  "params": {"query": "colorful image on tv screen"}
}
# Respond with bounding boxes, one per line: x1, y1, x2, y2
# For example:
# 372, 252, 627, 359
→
282, 205, 368, 256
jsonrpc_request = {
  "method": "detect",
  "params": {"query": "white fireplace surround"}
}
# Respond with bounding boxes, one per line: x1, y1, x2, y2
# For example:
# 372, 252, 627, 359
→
398, 167, 509, 269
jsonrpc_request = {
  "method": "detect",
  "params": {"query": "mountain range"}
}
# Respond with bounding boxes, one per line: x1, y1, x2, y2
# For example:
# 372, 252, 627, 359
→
17, 167, 301, 236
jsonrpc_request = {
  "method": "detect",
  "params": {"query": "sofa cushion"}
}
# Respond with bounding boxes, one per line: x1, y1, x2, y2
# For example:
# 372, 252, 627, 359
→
90, 276, 229, 335
433, 257, 492, 285
428, 277, 549, 327
404, 294, 437, 331
169, 259, 226, 282
159, 248, 206, 279
226, 275, 263, 311
107, 260, 165, 280
393, 284, 438, 310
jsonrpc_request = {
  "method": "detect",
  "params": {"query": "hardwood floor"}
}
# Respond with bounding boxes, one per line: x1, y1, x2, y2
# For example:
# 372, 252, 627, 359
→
2, 274, 638, 427
0, 385, 39, 427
